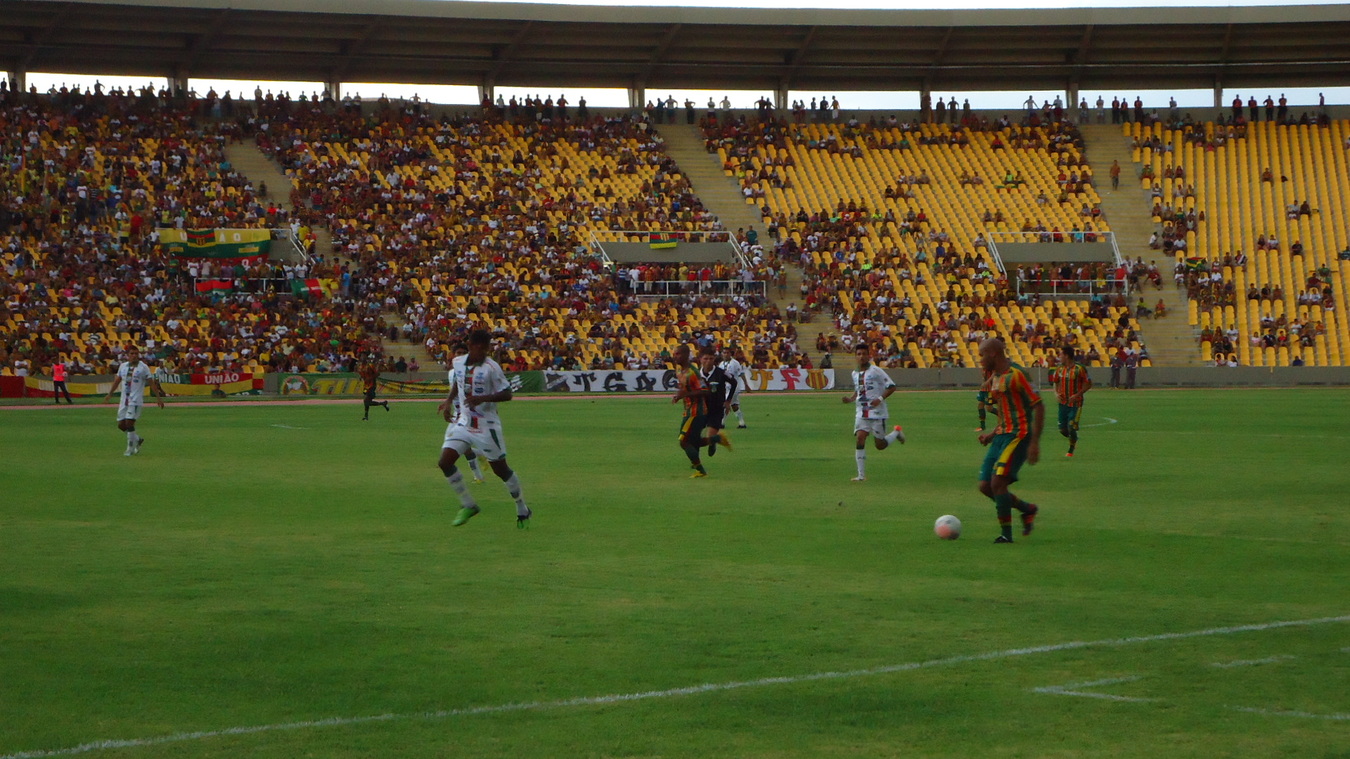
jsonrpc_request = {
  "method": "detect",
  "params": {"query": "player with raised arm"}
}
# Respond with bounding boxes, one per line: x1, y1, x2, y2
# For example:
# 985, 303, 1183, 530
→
698, 348, 734, 456
977, 338, 1043, 542
359, 359, 390, 421
103, 346, 165, 456
438, 330, 530, 528
720, 347, 749, 428
672, 344, 710, 478
1049, 345, 1092, 457
841, 344, 905, 481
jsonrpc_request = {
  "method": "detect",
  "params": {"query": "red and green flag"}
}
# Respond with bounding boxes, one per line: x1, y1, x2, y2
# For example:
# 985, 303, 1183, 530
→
195, 279, 234, 293
649, 232, 678, 250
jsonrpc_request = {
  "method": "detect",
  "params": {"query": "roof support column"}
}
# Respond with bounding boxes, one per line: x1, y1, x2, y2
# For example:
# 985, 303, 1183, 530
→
628, 84, 644, 112
919, 80, 932, 123
7, 68, 24, 95
1067, 80, 1080, 120
1212, 76, 1224, 108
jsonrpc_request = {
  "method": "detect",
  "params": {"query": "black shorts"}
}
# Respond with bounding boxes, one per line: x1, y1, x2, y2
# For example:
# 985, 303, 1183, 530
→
705, 413, 724, 430
364, 386, 377, 401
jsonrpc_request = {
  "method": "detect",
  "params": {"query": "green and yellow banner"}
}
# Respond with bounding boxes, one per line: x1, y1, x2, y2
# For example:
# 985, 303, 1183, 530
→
160, 229, 271, 262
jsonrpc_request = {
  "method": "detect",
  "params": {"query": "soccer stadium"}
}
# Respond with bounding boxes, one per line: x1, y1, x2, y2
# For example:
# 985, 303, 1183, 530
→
2, 1, 1347, 756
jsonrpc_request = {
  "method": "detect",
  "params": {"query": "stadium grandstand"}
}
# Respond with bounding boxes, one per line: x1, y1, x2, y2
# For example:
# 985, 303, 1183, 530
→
3, 0, 1350, 381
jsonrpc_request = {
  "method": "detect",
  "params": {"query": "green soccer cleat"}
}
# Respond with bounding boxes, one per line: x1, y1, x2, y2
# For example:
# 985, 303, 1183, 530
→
452, 505, 480, 526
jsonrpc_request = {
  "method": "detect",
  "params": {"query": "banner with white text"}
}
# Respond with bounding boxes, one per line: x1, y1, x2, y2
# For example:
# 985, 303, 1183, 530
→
543, 368, 833, 393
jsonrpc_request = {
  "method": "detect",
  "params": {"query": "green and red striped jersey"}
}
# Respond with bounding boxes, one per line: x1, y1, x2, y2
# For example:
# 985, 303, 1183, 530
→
991, 365, 1042, 436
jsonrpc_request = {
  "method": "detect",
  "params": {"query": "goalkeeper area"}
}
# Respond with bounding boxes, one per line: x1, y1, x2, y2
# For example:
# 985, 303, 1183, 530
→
2, 389, 1347, 758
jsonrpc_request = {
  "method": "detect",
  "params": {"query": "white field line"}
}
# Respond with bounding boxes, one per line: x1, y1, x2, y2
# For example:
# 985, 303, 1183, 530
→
1078, 417, 1119, 428
2, 615, 1346, 759
1209, 655, 1297, 668
1032, 676, 1153, 703
1228, 706, 1350, 721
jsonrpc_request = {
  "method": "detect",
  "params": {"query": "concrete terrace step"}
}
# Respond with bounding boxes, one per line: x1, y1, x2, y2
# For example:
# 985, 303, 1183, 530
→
1081, 123, 1196, 365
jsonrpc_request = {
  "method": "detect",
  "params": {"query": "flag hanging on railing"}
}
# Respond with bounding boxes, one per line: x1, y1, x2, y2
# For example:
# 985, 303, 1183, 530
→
194, 279, 234, 293
649, 232, 678, 250
160, 228, 271, 263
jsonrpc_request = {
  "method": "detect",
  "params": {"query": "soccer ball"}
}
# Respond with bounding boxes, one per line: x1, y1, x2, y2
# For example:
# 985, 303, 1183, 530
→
934, 515, 962, 540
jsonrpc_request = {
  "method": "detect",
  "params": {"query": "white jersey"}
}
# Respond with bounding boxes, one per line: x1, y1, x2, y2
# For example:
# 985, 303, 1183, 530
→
852, 364, 896, 420
719, 358, 746, 391
116, 361, 155, 407
449, 354, 511, 427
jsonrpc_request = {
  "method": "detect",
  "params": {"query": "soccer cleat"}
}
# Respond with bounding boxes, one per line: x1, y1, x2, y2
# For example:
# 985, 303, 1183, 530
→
1065, 452, 1074, 458
133, 436, 144, 454
994, 535, 1014, 543
690, 470, 708, 478
851, 476, 867, 482
718, 432, 733, 450
517, 507, 532, 529
383, 401, 390, 411
893, 425, 906, 444
1021, 504, 1039, 536
472, 475, 485, 484
452, 505, 480, 526
737, 424, 747, 429
124, 448, 133, 457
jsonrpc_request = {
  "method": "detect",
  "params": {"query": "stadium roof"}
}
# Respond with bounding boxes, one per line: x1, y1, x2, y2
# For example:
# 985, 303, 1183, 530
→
4, 0, 1350, 95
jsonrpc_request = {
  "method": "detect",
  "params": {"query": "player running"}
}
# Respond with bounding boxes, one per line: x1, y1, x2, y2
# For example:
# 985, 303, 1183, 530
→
1049, 345, 1092, 457
841, 344, 905, 481
439, 343, 487, 482
672, 344, 710, 478
698, 348, 734, 457
439, 330, 531, 528
719, 347, 749, 428
359, 359, 390, 420
104, 346, 165, 456
976, 338, 1042, 543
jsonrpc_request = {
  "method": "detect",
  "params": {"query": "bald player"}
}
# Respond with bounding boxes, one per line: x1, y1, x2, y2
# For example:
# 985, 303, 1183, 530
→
976, 338, 1042, 543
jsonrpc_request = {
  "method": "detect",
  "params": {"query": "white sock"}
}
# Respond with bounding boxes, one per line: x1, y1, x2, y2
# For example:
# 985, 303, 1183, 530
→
735, 408, 745, 424
126, 430, 138, 447
446, 470, 477, 509
504, 473, 529, 515
884, 429, 901, 445
855, 450, 866, 478
468, 456, 484, 479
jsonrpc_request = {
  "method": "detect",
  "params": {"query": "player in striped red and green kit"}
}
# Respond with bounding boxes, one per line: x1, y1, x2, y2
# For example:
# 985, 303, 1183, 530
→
1049, 345, 1093, 457
977, 338, 1042, 543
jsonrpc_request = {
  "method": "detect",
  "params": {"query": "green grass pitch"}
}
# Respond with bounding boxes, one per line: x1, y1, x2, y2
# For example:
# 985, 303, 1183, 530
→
2, 389, 1347, 758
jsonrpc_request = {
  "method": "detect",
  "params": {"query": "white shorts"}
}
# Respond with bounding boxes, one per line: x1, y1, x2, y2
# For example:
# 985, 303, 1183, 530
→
443, 420, 507, 461
854, 417, 888, 438
117, 403, 142, 422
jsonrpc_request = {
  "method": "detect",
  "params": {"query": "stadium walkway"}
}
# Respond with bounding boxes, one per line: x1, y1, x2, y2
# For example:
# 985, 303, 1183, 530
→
1082, 123, 1197, 365
656, 122, 826, 364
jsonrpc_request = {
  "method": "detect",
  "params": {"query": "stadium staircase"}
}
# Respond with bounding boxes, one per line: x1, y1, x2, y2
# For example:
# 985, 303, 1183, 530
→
655, 123, 826, 363
1081, 123, 1196, 365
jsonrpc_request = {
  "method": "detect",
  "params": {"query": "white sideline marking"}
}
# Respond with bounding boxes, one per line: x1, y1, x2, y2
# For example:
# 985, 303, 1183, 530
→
1209, 655, 1296, 668
1229, 706, 1350, 721
1032, 676, 1153, 703
1078, 417, 1119, 428
269, 424, 310, 430
3, 615, 1346, 759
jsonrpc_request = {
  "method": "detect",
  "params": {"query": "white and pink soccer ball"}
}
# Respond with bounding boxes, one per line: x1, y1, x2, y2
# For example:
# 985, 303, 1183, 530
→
934, 515, 962, 540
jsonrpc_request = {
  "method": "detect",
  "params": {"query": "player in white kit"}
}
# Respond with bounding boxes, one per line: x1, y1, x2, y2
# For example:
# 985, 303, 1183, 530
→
438, 330, 531, 528
104, 346, 166, 456
840, 344, 905, 481
719, 347, 749, 428
440, 342, 486, 482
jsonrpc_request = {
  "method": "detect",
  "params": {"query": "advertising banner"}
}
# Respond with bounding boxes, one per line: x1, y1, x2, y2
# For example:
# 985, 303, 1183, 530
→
278, 372, 543, 396
543, 368, 834, 393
